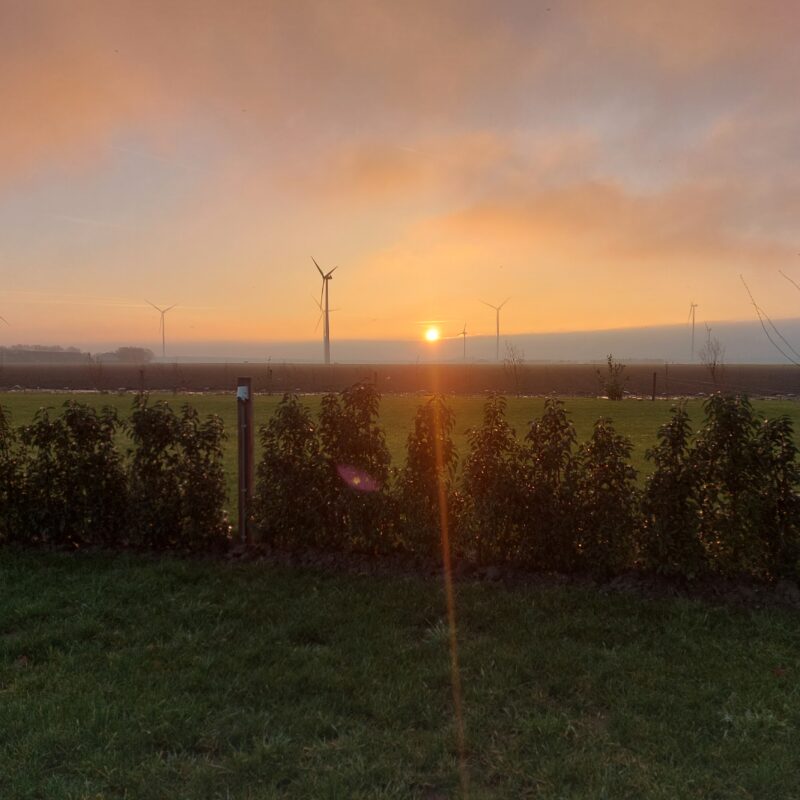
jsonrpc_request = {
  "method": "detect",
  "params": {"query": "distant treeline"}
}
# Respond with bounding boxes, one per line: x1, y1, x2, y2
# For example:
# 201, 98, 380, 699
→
0, 346, 153, 365
0, 346, 92, 364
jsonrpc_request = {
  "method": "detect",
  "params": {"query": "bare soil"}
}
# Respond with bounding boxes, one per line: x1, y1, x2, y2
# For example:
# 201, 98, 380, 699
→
1, 361, 798, 396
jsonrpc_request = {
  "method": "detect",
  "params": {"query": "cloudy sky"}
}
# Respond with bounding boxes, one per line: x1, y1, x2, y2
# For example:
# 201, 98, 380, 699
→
1, 0, 799, 353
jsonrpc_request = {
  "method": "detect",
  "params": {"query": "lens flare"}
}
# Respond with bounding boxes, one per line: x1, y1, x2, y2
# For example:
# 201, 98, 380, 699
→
425, 326, 440, 342
336, 464, 380, 492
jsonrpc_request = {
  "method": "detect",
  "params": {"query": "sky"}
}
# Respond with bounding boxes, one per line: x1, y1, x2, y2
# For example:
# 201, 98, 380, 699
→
1, 0, 800, 359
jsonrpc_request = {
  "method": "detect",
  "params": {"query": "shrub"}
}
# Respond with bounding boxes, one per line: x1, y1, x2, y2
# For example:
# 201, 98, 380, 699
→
127, 395, 228, 549
318, 382, 392, 552
520, 398, 577, 570
641, 404, 706, 577
570, 418, 638, 574
459, 394, 524, 564
18, 401, 128, 547
394, 395, 458, 558
753, 416, 800, 578
176, 404, 229, 546
690, 394, 800, 578
0, 405, 24, 542
253, 394, 330, 548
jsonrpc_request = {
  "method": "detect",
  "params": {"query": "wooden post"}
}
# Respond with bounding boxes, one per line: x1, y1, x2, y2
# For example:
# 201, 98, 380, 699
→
652, 371, 657, 401
236, 377, 254, 544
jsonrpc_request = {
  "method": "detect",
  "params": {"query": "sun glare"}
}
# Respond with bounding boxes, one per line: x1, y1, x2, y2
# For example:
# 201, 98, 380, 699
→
425, 326, 440, 342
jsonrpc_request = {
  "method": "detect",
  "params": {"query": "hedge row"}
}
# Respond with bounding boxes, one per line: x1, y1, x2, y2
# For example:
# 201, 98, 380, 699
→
0, 396, 228, 549
1, 387, 799, 581
254, 387, 800, 581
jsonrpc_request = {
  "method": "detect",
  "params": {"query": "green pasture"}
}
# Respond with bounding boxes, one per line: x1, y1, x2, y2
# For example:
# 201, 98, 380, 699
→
2, 549, 799, 798
2, 392, 800, 503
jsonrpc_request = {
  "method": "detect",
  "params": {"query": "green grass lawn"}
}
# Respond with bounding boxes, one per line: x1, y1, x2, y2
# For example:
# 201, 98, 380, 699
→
1, 549, 799, 798
3, 392, 800, 502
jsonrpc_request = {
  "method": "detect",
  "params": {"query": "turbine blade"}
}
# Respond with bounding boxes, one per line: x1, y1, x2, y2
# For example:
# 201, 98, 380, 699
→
311, 257, 324, 278
163, 304, 177, 313
780, 270, 800, 292
326, 266, 338, 278
498, 297, 511, 310
0, 315, 8, 325
480, 300, 496, 310
314, 311, 323, 332
145, 299, 161, 312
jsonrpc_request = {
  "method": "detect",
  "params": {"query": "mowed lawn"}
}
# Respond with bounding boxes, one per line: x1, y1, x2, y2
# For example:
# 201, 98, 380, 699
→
1, 549, 799, 799
3, 392, 800, 501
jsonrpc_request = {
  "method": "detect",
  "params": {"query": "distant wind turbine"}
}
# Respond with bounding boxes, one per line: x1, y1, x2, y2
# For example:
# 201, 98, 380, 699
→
312, 257, 337, 364
460, 322, 467, 360
0, 315, 8, 326
688, 302, 698, 361
146, 300, 177, 359
481, 298, 510, 361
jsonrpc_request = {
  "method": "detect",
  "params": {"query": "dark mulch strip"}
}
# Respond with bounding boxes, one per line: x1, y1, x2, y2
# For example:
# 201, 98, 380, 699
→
5, 538, 799, 612
223, 541, 800, 612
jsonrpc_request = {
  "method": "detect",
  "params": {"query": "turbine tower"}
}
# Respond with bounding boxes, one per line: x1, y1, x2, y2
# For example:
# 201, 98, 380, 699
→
146, 300, 177, 359
482, 298, 510, 361
460, 323, 467, 360
688, 302, 698, 361
312, 257, 337, 365
313, 294, 338, 333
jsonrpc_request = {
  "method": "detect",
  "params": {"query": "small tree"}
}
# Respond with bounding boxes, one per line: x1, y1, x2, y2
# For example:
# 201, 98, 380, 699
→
503, 342, 525, 395
596, 354, 627, 400
699, 325, 725, 387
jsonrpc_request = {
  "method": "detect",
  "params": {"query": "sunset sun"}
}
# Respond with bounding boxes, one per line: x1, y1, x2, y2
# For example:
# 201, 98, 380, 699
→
425, 326, 440, 342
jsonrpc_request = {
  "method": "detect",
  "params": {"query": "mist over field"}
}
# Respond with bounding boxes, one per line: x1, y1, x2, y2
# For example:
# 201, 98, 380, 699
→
63, 318, 800, 364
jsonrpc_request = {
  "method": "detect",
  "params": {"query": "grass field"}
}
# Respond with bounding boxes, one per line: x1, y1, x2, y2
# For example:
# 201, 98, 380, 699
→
3, 392, 800, 502
1, 549, 799, 798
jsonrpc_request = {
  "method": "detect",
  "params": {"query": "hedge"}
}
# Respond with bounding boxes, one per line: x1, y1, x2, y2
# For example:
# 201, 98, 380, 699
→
2, 389, 799, 581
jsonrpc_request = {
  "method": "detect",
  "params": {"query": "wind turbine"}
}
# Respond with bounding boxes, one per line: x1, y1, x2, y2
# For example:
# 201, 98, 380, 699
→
688, 302, 698, 361
312, 257, 337, 364
460, 323, 467, 360
146, 300, 177, 359
481, 298, 510, 361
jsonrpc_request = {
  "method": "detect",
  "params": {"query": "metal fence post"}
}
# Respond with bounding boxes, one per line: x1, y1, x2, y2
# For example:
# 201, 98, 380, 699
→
236, 377, 254, 544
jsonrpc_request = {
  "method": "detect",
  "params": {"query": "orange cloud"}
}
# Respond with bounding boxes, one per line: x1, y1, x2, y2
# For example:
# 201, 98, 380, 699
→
2, 1, 800, 346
